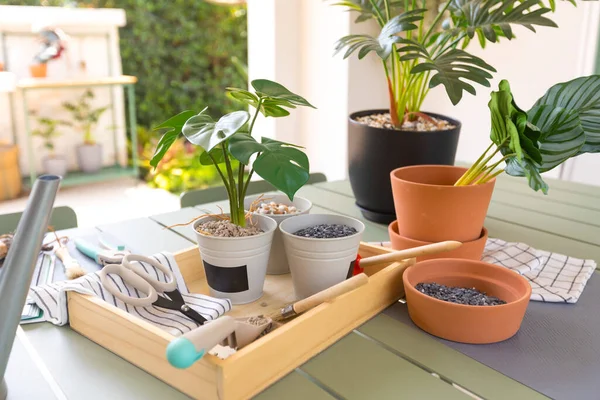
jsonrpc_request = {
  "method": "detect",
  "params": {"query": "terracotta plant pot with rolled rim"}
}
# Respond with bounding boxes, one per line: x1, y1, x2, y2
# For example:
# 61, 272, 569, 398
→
389, 221, 488, 261
403, 258, 531, 344
29, 63, 47, 78
390, 165, 495, 242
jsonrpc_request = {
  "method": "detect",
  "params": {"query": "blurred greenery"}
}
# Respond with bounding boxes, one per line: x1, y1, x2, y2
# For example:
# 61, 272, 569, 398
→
4, 0, 248, 194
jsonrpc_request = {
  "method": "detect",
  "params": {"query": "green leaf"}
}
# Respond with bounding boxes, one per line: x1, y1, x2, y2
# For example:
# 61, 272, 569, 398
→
532, 75, 600, 155
527, 105, 585, 172
228, 135, 309, 200
150, 129, 179, 169
182, 109, 250, 152
226, 88, 260, 107
251, 79, 316, 108
154, 110, 197, 131
199, 147, 227, 165
505, 157, 549, 194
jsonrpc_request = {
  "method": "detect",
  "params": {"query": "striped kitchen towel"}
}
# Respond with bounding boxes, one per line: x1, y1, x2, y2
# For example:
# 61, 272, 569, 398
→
371, 238, 596, 303
28, 252, 232, 336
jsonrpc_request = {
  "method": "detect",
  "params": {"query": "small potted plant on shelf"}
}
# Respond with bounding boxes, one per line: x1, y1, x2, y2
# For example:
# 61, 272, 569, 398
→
30, 27, 67, 78
331, 0, 584, 223
150, 79, 315, 304
390, 74, 600, 259
62, 89, 109, 173
31, 112, 70, 177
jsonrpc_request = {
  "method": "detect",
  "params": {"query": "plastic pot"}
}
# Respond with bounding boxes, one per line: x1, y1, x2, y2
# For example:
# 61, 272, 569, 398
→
279, 214, 365, 300
348, 110, 461, 224
76, 143, 103, 173
388, 221, 488, 261
193, 214, 277, 304
390, 165, 495, 242
244, 194, 312, 275
403, 258, 531, 344
42, 156, 68, 178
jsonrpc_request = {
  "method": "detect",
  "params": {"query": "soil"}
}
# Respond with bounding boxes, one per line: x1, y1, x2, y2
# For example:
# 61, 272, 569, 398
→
196, 219, 263, 238
355, 112, 455, 131
246, 315, 271, 326
293, 224, 357, 239
416, 282, 506, 306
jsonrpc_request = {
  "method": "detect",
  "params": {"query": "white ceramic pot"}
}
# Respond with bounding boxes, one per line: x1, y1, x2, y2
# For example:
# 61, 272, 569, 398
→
244, 194, 312, 275
42, 156, 68, 177
193, 213, 277, 304
76, 143, 103, 173
279, 214, 365, 300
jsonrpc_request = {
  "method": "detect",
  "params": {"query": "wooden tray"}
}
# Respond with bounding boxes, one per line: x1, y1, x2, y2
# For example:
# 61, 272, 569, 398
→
67, 242, 414, 400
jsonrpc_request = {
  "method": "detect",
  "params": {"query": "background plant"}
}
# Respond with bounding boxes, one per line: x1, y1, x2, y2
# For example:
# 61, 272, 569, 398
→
332, 0, 581, 128
30, 113, 69, 157
151, 79, 315, 227
455, 75, 600, 193
62, 89, 109, 145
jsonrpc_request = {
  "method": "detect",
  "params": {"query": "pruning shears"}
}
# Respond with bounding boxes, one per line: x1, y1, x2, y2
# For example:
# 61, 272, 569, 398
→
74, 237, 130, 266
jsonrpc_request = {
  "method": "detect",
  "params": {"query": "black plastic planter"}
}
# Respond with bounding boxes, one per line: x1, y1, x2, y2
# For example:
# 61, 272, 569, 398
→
347, 109, 461, 224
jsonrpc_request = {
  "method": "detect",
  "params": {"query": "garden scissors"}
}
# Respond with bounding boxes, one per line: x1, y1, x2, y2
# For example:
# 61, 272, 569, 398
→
98, 254, 207, 325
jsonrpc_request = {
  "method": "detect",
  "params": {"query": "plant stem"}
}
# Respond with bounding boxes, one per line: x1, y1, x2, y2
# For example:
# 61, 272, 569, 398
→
248, 97, 263, 135
422, 0, 452, 44
435, 33, 466, 57
369, 0, 386, 26
241, 167, 255, 200
221, 142, 242, 226
209, 152, 234, 216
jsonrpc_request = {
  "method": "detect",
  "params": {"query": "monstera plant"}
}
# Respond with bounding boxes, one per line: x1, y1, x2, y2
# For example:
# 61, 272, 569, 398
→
151, 79, 315, 227
456, 75, 600, 193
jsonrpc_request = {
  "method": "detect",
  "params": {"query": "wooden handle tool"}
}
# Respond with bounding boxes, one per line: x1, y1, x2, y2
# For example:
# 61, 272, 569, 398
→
55, 246, 86, 280
358, 241, 462, 269
274, 273, 369, 321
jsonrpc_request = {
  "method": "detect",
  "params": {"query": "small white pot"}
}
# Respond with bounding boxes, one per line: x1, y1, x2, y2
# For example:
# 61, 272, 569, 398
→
279, 214, 365, 300
244, 194, 312, 275
192, 213, 277, 304
76, 143, 103, 173
42, 156, 68, 177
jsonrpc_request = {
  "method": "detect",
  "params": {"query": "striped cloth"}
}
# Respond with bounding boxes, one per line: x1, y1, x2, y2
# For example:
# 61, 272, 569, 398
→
372, 238, 596, 303
28, 252, 232, 336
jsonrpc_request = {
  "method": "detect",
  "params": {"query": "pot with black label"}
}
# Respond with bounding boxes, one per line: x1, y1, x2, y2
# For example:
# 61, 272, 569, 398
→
192, 213, 277, 304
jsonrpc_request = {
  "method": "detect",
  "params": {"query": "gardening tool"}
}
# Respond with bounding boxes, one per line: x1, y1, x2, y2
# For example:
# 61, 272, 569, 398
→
351, 240, 462, 275
166, 315, 272, 369
74, 237, 129, 266
273, 272, 369, 322
54, 238, 86, 280
97, 254, 207, 325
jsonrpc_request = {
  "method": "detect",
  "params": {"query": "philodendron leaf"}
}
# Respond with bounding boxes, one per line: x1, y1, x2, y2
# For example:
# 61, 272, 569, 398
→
154, 110, 196, 131
527, 105, 585, 172
505, 157, 549, 194
251, 79, 316, 108
199, 147, 227, 165
532, 75, 600, 154
150, 110, 197, 169
182, 109, 250, 152
228, 135, 309, 200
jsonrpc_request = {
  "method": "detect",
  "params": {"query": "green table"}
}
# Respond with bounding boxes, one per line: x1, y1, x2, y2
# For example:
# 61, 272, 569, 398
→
6, 175, 599, 399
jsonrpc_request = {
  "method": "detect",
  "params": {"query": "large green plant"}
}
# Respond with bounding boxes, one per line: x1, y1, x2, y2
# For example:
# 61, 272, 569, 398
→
456, 75, 600, 193
151, 79, 316, 227
332, 0, 587, 128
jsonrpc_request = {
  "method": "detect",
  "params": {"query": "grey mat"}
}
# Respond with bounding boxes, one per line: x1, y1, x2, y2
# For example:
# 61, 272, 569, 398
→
385, 272, 600, 400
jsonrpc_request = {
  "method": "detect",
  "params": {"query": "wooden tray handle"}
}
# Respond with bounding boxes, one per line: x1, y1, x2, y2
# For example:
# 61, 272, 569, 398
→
293, 273, 369, 315
359, 241, 462, 268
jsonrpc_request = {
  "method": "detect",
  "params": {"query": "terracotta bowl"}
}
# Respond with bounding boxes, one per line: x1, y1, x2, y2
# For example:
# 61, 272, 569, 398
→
403, 259, 531, 344
388, 220, 488, 261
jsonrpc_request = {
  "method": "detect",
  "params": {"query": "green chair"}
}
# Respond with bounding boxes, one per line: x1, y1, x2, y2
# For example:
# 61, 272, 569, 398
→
180, 172, 327, 208
0, 206, 78, 235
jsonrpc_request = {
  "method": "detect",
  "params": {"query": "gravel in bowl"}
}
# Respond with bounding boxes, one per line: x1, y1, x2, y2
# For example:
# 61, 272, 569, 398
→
293, 224, 357, 239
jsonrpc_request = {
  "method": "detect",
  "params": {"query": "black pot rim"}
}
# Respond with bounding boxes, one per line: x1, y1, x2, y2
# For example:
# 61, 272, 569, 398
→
348, 109, 462, 133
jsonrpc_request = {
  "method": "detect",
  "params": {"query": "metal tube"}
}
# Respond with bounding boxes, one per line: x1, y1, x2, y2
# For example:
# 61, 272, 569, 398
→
0, 175, 61, 399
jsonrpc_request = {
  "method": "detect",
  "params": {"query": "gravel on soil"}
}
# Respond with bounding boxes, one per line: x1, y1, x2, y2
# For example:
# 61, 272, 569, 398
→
355, 112, 455, 131
293, 224, 357, 239
196, 219, 263, 238
415, 282, 506, 306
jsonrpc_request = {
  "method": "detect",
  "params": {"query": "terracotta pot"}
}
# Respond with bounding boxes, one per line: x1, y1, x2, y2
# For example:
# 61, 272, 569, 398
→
403, 259, 531, 344
389, 221, 488, 261
29, 64, 47, 78
390, 165, 495, 242
348, 110, 461, 224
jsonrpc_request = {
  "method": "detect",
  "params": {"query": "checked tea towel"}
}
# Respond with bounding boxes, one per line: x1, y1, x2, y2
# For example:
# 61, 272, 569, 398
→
28, 252, 232, 336
372, 238, 596, 303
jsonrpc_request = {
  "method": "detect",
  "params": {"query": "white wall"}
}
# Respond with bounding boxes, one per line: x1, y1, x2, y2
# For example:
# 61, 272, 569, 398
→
0, 6, 127, 176
247, 0, 600, 184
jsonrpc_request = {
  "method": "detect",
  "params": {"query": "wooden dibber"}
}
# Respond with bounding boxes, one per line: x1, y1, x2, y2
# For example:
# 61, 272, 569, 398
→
273, 273, 369, 321
357, 241, 462, 269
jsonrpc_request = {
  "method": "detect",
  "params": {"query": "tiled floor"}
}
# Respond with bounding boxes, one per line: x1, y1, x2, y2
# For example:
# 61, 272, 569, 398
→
0, 178, 179, 228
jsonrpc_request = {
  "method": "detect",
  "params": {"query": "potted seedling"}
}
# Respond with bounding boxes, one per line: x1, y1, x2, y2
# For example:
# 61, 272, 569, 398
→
150, 79, 315, 304
332, 0, 585, 223
31, 113, 69, 177
63, 89, 109, 173
390, 74, 600, 258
